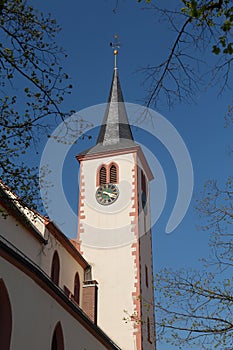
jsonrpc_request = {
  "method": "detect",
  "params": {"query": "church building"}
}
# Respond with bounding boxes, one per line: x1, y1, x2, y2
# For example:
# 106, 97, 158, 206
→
0, 50, 156, 350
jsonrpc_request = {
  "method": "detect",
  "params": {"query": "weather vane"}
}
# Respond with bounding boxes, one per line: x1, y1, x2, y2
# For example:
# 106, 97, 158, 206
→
110, 34, 121, 69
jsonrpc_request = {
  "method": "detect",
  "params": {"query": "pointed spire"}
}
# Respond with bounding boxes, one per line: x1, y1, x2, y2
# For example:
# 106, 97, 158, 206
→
96, 68, 134, 146
77, 39, 137, 158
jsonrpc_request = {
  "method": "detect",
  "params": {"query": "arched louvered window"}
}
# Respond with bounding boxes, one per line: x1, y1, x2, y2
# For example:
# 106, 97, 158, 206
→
0, 279, 12, 350
99, 166, 107, 185
51, 322, 64, 350
97, 163, 118, 185
110, 164, 117, 183
51, 251, 60, 286
74, 272, 80, 305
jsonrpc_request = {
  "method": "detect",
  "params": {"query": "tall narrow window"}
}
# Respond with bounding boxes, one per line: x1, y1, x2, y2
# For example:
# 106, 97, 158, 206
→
110, 164, 117, 183
74, 272, 80, 305
99, 166, 107, 185
0, 279, 12, 350
51, 322, 64, 350
141, 170, 146, 194
141, 170, 147, 210
145, 265, 148, 288
51, 251, 60, 286
52, 332, 58, 350
147, 317, 152, 343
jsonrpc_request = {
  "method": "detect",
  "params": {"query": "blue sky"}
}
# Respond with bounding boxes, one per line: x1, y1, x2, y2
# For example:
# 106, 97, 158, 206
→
30, 1, 232, 349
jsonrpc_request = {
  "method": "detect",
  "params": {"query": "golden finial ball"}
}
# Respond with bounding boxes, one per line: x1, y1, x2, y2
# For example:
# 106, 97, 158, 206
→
114, 49, 118, 55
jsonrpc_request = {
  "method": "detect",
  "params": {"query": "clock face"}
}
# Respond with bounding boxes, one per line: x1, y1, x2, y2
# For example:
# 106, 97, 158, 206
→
96, 183, 119, 205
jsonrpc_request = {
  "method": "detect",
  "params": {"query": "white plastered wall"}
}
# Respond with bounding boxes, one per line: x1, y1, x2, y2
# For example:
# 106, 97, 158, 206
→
40, 230, 85, 306
79, 152, 139, 350
0, 207, 86, 310
0, 211, 43, 265
0, 258, 113, 350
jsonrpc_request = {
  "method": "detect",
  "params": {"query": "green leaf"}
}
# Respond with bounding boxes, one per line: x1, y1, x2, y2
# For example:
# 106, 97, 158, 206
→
212, 45, 221, 55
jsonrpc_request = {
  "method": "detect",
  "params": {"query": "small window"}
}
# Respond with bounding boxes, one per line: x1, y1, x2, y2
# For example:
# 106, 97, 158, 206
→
99, 166, 107, 185
145, 265, 148, 288
74, 272, 80, 305
141, 170, 147, 213
51, 251, 60, 286
51, 322, 64, 350
52, 332, 58, 350
110, 164, 117, 183
0, 279, 12, 349
141, 170, 146, 194
147, 317, 152, 343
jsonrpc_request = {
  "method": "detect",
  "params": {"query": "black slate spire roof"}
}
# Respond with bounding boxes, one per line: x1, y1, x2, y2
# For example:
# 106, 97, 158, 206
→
96, 68, 134, 145
78, 68, 138, 157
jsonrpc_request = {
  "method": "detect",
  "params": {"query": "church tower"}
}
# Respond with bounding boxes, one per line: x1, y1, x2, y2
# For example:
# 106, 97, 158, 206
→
76, 51, 155, 350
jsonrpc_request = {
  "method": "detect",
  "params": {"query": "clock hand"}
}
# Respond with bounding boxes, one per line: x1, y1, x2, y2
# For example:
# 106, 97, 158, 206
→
103, 191, 116, 198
